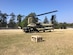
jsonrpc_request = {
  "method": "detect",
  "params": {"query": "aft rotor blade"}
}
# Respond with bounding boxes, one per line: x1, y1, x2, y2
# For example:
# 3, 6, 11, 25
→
36, 10, 58, 16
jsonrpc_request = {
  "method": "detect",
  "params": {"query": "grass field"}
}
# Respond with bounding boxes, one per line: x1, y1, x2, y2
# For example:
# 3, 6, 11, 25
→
0, 29, 73, 55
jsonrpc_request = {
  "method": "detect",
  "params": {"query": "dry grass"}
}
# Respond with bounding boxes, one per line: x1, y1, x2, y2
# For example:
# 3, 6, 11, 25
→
0, 29, 73, 55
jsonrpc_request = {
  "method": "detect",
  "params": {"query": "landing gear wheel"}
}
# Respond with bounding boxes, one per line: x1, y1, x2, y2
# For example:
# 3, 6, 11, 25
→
49, 30, 51, 32
43, 30, 45, 32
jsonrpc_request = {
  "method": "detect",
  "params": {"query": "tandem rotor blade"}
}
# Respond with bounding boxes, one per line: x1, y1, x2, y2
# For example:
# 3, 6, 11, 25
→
36, 10, 58, 16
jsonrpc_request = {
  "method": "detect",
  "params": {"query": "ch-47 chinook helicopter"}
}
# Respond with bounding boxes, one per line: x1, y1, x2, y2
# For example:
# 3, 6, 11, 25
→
23, 10, 58, 33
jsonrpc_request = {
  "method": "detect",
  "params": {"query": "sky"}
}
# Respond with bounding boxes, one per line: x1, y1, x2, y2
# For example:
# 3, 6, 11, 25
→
0, 0, 73, 23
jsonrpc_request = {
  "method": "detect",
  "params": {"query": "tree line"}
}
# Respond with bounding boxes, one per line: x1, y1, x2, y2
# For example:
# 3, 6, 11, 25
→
0, 10, 73, 29
0, 11, 23, 29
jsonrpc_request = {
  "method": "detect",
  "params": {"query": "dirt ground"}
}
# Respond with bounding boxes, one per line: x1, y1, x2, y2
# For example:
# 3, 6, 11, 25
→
0, 29, 73, 55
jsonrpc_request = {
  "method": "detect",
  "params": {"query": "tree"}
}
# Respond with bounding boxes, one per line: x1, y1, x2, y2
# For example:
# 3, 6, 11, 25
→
0, 10, 2, 20
0, 11, 2, 27
17, 14, 23, 27
8, 19, 16, 28
21, 13, 38, 27
8, 12, 16, 28
43, 16, 49, 23
28, 13, 38, 23
1, 13, 8, 27
10, 12, 15, 21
